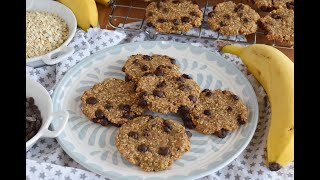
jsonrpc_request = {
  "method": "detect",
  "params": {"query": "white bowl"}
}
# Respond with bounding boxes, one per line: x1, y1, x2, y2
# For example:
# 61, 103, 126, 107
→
26, 76, 69, 152
26, 0, 77, 68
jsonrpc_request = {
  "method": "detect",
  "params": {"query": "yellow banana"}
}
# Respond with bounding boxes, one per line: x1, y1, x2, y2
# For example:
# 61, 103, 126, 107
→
59, 0, 98, 31
95, 0, 113, 6
221, 44, 294, 171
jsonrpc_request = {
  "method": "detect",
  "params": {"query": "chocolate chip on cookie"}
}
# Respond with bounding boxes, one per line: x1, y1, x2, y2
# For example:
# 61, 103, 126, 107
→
154, 68, 165, 76
153, 90, 165, 98
100, 118, 111, 126
128, 131, 139, 140
86, 97, 97, 104
104, 101, 113, 109
176, 76, 186, 83
141, 65, 149, 71
170, 58, 176, 64
182, 74, 192, 79
237, 114, 247, 125
227, 106, 233, 112
188, 95, 197, 103
137, 144, 149, 152
178, 84, 191, 91
185, 130, 192, 138
143, 55, 152, 60
232, 94, 240, 101
182, 114, 196, 129
158, 147, 171, 156
156, 81, 167, 88
122, 112, 133, 119
95, 109, 104, 119
178, 105, 190, 115
202, 89, 213, 97
163, 120, 173, 133
138, 98, 148, 107
214, 128, 228, 138
203, 109, 212, 116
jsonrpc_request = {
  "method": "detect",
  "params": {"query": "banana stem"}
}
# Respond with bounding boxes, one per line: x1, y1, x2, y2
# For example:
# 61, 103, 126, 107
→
221, 45, 244, 56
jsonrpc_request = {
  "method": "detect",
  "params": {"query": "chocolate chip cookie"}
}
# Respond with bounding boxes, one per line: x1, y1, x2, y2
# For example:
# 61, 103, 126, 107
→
250, 0, 294, 11
123, 54, 180, 83
182, 89, 248, 138
145, 0, 203, 33
81, 78, 146, 126
115, 115, 191, 172
258, 8, 294, 45
207, 1, 260, 36
136, 67, 201, 114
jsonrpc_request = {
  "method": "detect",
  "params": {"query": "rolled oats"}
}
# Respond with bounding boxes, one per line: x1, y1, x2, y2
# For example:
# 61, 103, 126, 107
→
26, 11, 68, 58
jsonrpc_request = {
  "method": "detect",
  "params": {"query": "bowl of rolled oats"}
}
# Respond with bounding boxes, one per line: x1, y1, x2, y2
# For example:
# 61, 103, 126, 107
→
26, 76, 69, 151
26, 0, 77, 68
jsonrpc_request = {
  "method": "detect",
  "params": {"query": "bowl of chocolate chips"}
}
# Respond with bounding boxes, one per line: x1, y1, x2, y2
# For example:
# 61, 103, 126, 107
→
26, 77, 69, 151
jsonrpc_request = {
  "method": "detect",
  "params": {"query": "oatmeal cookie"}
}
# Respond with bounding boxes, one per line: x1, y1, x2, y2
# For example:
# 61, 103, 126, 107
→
145, 0, 203, 33
115, 116, 191, 172
207, 1, 260, 36
123, 54, 180, 83
182, 89, 248, 138
81, 78, 146, 126
136, 67, 201, 114
250, 0, 294, 11
258, 8, 294, 45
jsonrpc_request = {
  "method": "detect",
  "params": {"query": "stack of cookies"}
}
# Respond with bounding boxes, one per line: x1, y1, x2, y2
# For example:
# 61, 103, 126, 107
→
143, 0, 294, 45
81, 54, 249, 171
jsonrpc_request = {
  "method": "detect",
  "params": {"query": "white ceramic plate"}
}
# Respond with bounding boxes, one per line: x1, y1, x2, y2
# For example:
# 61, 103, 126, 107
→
52, 41, 258, 180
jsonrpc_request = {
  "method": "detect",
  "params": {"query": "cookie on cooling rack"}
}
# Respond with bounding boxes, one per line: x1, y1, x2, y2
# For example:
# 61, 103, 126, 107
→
258, 8, 294, 45
250, 0, 294, 11
115, 116, 191, 172
81, 78, 146, 126
207, 1, 260, 36
145, 0, 203, 33
181, 89, 248, 138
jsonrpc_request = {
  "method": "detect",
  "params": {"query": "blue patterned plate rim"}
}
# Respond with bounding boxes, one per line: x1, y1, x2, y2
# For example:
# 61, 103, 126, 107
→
51, 41, 259, 180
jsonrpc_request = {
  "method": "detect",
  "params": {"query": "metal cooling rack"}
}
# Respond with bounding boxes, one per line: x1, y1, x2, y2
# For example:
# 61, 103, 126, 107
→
108, 0, 294, 49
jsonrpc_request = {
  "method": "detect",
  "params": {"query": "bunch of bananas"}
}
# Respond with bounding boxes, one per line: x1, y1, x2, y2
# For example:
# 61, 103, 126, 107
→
58, 0, 113, 31
221, 44, 294, 171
